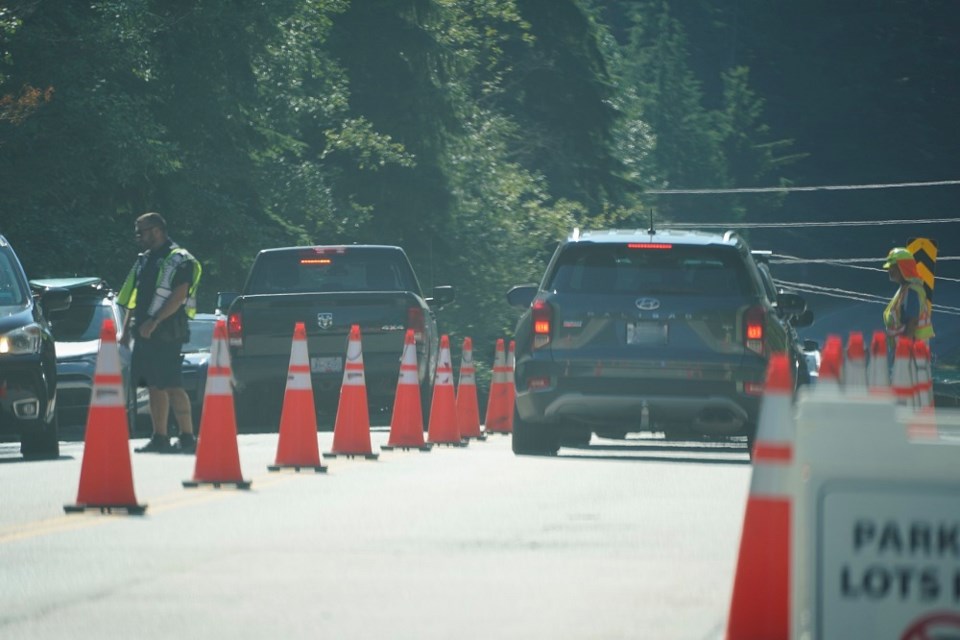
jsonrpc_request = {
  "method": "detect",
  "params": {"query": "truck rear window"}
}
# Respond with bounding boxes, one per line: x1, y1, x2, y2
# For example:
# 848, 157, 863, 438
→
245, 250, 415, 295
547, 244, 752, 296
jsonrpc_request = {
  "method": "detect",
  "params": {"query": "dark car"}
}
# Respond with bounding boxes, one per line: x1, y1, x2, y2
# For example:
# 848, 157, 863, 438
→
30, 277, 144, 430
0, 236, 71, 458
752, 251, 816, 384
181, 312, 220, 424
505, 227, 808, 456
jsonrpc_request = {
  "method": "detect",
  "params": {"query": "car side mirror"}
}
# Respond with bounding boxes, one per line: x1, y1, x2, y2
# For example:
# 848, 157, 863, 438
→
793, 308, 814, 328
506, 284, 538, 308
776, 292, 807, 317
428, 285, 455, 307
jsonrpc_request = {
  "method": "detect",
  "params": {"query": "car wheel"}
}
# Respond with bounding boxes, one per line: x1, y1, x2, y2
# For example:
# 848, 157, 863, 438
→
511, 406, 560, 456
21, 415, 60, 459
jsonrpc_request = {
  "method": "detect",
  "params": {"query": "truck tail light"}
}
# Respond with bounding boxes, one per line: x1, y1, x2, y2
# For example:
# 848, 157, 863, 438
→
227, 311, 243, 348
744, 305, 765, 355
532, 299, 552, 349
407, 306, 425, 342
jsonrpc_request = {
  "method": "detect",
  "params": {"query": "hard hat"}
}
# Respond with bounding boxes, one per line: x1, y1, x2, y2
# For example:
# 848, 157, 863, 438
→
883, 247, 920, 280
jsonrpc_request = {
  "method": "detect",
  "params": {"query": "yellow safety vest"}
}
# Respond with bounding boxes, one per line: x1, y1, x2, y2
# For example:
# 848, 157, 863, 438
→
117, 243, 201, 319
883, 282, 933, 342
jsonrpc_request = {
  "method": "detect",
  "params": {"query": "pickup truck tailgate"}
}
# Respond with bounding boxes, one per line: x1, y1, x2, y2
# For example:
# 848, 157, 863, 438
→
237, 292, 417, 360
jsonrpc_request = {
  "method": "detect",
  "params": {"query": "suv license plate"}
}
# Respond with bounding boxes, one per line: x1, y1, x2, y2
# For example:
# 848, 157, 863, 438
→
311, 357, 343, 373
627, 321, 667, 345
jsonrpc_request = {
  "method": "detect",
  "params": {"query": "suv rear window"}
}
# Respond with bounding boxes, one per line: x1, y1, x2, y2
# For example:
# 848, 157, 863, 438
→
547, 243, 752, 296
48, 299, 114, 342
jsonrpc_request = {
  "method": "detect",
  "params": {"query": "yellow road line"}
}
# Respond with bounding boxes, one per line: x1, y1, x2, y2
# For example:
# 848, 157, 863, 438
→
0, 471, 297, 545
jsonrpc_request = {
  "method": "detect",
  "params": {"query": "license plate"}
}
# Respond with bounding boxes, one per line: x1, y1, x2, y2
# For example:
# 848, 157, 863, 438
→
627, 321, 667, 345
310, 357, 343, 373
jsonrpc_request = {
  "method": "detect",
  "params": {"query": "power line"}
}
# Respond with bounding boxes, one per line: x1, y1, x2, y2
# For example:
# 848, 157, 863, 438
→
774, 278, 960, 316
668, 217, 960, 229
770, 253, 960, 283
647, 179, 960, 195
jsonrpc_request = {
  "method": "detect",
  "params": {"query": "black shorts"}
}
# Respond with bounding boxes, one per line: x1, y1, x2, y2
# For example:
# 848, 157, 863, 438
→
131, 337, 183, 389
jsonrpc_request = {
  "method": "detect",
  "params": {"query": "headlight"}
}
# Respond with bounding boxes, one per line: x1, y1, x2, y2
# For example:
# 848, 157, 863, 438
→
0, 324, 42, 355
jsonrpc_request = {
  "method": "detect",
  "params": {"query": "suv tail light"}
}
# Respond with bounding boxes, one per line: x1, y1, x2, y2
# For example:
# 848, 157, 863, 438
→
532, 299, 552, 349
744, 305, 765, 355
227, 311, 243, 348
407, 306, 425, 342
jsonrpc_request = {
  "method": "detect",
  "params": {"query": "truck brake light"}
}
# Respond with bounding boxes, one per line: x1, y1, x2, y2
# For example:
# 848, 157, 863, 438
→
407, 306, 425, 342
532, 299, 552, 349
744, 305, 765, 355
227, 311, 243, 348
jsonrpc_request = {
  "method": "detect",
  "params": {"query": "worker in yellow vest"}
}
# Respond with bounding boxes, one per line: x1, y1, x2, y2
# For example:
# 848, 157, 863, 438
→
882, 247, 934, 345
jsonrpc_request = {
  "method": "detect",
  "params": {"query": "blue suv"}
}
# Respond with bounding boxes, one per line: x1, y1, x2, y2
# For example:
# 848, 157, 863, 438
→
506, 227, 807, 456
0, 235, 71, 458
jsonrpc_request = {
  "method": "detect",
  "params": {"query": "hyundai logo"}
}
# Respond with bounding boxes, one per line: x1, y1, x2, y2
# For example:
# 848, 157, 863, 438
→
635, 297, 661, 311
317, 312, 333, 329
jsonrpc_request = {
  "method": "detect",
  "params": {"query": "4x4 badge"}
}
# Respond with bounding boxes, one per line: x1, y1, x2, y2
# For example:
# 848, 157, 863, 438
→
317, 312, 333, 329
635, 297, 661, 311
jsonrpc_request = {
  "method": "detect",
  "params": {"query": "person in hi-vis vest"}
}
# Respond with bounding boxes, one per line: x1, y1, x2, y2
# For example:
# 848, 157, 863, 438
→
118, 212, 202, 454
882, 247, 934, 346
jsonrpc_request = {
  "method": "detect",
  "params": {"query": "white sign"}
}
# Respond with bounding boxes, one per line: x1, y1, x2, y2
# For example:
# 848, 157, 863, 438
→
819, 484, 960, 638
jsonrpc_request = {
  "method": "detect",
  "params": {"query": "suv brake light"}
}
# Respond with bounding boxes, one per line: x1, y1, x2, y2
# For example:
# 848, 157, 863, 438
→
407, 306, 425, 342
532, 299, 552, 349
227, 311, 243, 347
744, 305, 765, 355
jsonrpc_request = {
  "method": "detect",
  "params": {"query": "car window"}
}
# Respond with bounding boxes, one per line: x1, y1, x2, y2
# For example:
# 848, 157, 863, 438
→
547, 244, 751, 296
48, 300, 113, 341
0, 251, 28, 306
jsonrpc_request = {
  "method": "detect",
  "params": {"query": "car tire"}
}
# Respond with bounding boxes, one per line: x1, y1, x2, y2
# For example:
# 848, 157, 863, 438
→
21, 415, 60, 459
511, 406, 560, 456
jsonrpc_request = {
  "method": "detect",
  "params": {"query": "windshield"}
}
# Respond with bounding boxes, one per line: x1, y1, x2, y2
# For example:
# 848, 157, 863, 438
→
184, 318, 216, 352
0, 251, 28, 306
48, 301, 113, 342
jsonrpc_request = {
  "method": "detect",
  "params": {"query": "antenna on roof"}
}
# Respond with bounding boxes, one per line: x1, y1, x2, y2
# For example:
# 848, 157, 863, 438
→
646, 209, 655, 235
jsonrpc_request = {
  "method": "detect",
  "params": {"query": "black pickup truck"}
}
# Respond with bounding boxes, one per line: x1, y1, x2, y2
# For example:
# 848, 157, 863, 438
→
222, 245, 454, 429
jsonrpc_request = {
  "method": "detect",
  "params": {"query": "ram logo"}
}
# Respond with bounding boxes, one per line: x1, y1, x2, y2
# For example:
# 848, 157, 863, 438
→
635, 298, 661, 311
317, 312, 333, 329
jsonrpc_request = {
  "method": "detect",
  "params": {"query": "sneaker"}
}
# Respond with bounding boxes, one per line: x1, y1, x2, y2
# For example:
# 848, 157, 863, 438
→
136, 434, 172, 454
174, 433, 197, 454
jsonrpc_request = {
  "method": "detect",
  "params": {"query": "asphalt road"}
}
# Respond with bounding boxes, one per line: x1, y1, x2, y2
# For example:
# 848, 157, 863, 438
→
0, 428, 751, 639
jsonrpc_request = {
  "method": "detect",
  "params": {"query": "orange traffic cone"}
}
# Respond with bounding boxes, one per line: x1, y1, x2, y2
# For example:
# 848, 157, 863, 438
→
484, 339, 511, 434
65, 318, 146, 515
427, 335, 465, 446
184, 319, 251, 489
726, 353, 794, 639
327, 324, 378, 459
815, 334, 843, 394
867, 330, 891, 395
456, 337, 484, 440
504, 340, 516, 433
844, 331, 867, 392
383, 329, 432, 452
912, 340, 933, 409
269, 322, 327, 472
891, 336, 916, 407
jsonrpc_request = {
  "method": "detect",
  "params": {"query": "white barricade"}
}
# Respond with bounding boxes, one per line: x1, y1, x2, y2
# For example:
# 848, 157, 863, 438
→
792, 390, 960, 639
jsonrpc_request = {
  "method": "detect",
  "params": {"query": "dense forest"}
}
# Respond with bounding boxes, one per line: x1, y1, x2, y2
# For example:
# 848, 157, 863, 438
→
2, 0, 959, 363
